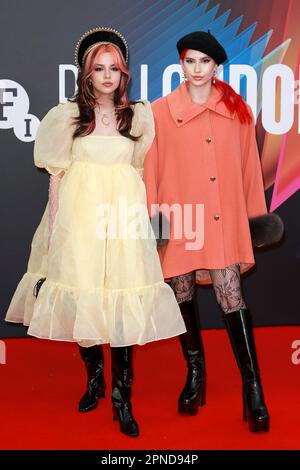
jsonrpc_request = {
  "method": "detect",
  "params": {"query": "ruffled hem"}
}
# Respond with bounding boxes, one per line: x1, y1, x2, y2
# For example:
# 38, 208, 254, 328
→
5, 272, 186, 347
5, 272, 47, 326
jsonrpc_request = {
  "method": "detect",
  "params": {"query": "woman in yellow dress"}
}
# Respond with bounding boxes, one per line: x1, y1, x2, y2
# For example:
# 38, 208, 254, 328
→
5, 27, 186, 437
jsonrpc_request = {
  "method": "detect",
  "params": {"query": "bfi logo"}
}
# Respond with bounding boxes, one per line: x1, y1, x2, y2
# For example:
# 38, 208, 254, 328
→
0, 79, 40, 142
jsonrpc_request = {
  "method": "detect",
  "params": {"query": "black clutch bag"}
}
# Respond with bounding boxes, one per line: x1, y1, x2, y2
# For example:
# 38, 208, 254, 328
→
150, 211, 170, 247
33, 278, 46, 298
249, 213, 284, 248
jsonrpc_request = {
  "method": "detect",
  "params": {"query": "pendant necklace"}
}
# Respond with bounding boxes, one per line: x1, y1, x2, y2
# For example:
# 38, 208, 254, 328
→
95, 106, 116, 127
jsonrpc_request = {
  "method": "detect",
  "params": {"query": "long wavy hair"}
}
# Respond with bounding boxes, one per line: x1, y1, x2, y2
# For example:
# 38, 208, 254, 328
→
70, 43, 141, 140
180, 50, 252, 124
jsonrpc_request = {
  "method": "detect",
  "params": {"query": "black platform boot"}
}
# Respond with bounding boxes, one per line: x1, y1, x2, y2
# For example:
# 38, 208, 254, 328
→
178, 299, 206, 415
78, 344, 106, 412
223, 308, 270, 432
111, 346, 139, 437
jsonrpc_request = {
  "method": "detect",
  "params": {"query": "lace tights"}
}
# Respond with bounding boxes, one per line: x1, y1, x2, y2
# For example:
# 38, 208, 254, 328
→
169, 265, 246, 314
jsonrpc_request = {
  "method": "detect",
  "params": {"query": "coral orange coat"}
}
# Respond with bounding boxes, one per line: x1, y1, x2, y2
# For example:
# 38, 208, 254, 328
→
143, 82, 267, 285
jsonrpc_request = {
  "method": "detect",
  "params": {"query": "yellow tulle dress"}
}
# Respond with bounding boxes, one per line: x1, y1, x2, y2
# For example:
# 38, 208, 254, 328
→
5, 100, 186, 347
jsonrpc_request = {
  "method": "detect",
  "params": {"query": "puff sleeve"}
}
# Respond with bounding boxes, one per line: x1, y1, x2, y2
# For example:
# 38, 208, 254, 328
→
34, 101, 79, 176
130, 100, 155, 178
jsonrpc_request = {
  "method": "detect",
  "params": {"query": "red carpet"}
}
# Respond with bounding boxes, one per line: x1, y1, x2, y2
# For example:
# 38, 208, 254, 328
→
0, 326, 299, 450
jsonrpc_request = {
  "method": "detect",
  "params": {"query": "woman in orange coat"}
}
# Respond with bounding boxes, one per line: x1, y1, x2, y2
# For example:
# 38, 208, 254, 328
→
144, 31, 282, 433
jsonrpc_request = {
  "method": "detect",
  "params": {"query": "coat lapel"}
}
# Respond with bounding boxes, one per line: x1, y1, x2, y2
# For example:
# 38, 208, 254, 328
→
167, 81, 235, 127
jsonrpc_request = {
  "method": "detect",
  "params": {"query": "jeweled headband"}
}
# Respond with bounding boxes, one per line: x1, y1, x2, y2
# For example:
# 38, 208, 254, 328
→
74, 27, 129, 69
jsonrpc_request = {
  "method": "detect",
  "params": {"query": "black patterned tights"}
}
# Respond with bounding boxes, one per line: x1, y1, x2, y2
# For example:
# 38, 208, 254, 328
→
169, 264, 246, 314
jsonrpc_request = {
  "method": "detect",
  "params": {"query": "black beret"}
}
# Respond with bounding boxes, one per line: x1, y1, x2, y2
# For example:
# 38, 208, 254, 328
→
75, 27, 128, 69
176, 30, 227, 65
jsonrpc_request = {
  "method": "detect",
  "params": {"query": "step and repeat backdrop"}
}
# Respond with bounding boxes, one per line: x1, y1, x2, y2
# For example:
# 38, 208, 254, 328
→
1, 0, 299, 336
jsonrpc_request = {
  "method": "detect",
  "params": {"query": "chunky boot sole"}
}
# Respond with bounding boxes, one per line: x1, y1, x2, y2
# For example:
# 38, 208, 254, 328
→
78, 389, 106, 413
112, 406, 139, 437
178, 380, 206, 415
242, 392, 270, 432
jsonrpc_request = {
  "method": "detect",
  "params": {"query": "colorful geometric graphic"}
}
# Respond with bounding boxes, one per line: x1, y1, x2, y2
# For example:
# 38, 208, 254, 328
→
124, 0, 299, 212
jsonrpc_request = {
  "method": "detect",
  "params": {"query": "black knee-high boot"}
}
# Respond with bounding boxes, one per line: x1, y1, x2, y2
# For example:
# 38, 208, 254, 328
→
111, 346, 139, 437
78, 344, 106, 412
178, 299, 206, 415
223, 308, 270, 432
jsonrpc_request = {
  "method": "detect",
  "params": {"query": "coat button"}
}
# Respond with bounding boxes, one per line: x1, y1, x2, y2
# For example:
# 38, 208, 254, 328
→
214, 214, 220, 221
206, 137, 212, 143
177, 118, 183, 123
210, 176, 216, 182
